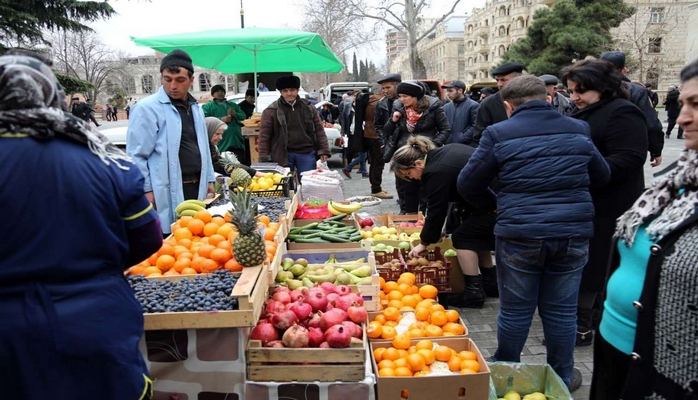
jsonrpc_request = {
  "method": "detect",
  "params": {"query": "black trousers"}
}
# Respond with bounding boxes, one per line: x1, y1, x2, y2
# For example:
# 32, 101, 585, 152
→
365, 138, 384, 194
666, 116, 684, 137
395, 178, 425, 214
182, 182, 199, 201
590, 333, 630, 400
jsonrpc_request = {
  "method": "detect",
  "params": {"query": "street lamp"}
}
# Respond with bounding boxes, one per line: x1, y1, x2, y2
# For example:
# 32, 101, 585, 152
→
240, 0, 245, 29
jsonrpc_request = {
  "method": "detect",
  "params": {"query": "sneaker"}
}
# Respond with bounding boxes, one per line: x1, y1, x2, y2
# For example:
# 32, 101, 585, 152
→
665, 134, 671, 139
371, 191, 394, 199
362, 173, 369, 178
341, 169, 352, 179
569, 367, 582, 392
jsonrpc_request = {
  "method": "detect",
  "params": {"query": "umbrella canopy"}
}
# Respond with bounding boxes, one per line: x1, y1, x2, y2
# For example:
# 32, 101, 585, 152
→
131, 28, 344, 74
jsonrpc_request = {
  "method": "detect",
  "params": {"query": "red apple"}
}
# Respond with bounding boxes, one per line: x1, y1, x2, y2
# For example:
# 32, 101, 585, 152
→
359, 218, 374, 228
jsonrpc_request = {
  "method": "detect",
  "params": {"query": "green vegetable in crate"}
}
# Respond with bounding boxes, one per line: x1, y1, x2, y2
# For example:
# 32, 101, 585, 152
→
228, 188, 266, 267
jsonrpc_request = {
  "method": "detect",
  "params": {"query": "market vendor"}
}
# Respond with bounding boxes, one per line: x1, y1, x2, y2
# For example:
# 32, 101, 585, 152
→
390, 136, 497, 308
0, 51, 162, 399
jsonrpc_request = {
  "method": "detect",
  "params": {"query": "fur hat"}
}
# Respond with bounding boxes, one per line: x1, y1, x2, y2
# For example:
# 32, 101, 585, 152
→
160, 49, 194, 74
397, 81, 425, 99
275, 75, 301, 90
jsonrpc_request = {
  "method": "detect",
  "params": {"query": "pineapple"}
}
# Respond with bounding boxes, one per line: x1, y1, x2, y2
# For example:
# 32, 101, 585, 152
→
229, 188, 266, 267
222, 152, 252, 189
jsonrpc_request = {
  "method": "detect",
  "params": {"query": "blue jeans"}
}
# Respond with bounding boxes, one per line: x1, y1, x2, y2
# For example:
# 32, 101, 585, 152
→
492, 237, 588, 386
287, 151, 317, 180
344, 151, 367, 174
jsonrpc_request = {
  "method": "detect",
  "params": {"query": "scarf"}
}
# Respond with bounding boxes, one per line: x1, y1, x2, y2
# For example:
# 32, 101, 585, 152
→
615, 149, 698, 246
204, 116, 226, 141
0, 54, 131, 169
405, 106, 422, 133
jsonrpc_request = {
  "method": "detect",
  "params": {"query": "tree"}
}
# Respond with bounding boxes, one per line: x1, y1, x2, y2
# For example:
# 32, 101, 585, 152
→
352, 53, 359, 81
49, 29, 126, 101
55, 71, 94, 94
345, 0, 463, 79
501, 0, 634, 76
0, 0, 114, 51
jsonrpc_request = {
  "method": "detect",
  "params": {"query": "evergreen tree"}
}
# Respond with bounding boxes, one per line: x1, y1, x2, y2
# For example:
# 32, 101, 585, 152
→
501, 0, 634, 76
352, 52, 359, 81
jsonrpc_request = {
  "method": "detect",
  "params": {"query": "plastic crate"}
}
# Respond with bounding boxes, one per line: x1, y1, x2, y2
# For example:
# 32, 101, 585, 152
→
405, 246, 452, 293
374, 248, 406, 282
229, 175, 291, 198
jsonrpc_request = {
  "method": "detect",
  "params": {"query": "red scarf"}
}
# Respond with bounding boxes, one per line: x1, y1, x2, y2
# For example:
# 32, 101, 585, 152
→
405, 106, 422, 133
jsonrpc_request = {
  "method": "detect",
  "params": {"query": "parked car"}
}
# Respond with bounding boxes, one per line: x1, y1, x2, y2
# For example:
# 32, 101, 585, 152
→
101, 126, 126, 149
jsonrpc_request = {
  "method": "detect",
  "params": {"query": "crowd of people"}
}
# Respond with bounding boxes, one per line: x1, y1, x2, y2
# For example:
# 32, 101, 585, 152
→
1, 44, 697, 399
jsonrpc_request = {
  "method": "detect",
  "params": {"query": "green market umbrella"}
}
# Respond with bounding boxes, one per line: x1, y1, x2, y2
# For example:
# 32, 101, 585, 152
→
132, 28, 343, 103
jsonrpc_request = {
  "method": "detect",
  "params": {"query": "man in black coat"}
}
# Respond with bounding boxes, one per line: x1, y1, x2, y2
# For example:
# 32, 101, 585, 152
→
600, 51, 664, 167
663, 85, 683, 139
472, 62, 525, 145
539, 74, 571, 115
442, 80, 480, 145
645, 83, 659, 108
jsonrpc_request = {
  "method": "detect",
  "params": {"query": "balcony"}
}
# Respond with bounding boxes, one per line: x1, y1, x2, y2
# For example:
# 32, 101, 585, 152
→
474, 24, 490, 37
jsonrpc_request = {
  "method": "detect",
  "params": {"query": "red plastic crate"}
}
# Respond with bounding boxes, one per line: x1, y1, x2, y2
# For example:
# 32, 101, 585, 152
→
374, 248, 406, 282
405, 247, 452, 293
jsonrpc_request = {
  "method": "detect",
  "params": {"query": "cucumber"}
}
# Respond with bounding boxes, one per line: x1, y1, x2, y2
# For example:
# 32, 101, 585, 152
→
297, 222, 319, 231
294, 237, 330, 243
324, 213, 348, 221
320, 233, 352, 243
349, 233, 363, 242
317, 223, 335, 231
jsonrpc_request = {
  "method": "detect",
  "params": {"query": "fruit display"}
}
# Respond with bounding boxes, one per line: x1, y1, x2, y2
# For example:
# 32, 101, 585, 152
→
275, 256, 375, 288
395, 221, 424, 228
361, 225, 421, 242
251, 284, 368, 348
229, 188, 267, 268
499, 391, 546, 400
232, 172, 286, 192
250, 197, 288, 223
127, 208, 280, 277
128, 270, 238, 313
288, 216, 362, 244
174, 199, 207, 218
373, 340, 481, 377
327, 200, 362, 216
370, 241, 412, 254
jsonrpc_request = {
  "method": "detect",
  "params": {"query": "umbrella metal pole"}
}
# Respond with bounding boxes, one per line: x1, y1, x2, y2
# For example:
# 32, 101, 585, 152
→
240, 0, 245, 29
253, 48, 258, 113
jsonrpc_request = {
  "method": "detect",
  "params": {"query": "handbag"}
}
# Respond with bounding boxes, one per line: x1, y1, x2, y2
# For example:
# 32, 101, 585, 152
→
382, 133, 399, 163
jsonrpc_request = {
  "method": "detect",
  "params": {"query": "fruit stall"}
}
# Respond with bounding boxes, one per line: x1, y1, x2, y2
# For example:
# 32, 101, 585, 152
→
125, 177, 572, 400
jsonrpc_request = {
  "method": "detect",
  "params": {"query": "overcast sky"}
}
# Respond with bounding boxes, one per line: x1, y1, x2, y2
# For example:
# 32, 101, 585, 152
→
91, 0, 485, 67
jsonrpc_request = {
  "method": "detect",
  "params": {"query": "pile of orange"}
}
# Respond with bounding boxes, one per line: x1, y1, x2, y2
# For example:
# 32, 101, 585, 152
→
374, 340, 481, 377
377, 273, 438, 311
128, 210, 281, 277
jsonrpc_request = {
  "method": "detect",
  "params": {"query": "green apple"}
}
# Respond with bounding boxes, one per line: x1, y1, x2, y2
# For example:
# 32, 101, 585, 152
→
375, 243, 387, 250
503, 391, 521, 400
444, 248, 457, 257
398, 241, 411, 251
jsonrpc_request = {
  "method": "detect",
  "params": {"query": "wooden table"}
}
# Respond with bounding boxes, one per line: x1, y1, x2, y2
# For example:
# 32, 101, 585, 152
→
242, 127, 261, 164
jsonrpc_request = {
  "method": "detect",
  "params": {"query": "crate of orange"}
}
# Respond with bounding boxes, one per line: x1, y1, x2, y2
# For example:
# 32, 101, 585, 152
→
370, 337, 490, 399
404, 247, 452, 294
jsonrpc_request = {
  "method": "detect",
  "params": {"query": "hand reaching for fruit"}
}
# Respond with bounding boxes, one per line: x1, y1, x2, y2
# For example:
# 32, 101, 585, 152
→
409, 243, 427, 258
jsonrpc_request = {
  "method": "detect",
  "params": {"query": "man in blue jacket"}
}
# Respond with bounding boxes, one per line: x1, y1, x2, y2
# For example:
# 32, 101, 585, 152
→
457, 75, 610, 392
442, 80, 479, 145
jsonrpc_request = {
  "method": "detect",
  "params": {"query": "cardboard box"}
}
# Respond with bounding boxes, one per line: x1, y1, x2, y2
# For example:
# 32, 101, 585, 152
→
371, 337, 490, 400
487, 362, 572, 400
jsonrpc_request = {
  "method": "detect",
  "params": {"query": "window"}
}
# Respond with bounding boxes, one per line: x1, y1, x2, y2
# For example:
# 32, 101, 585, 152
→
458, 44, 465, 54
124, 76, 136, 94
199, 73, 211, 92
650, 8, 664, 23
648, 37, 662, 53
141, 75, 153, 94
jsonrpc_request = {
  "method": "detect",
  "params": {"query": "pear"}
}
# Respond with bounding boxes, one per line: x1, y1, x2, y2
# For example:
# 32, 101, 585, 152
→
295, 258, 308, 267
289, 264, 306, 277
503, 391, 521, 400
282, 257, 295, 271
523, 393, 546, 400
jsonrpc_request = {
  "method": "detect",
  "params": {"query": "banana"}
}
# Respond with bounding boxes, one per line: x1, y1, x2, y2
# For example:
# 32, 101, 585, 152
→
175, 200, 206, 215
179, 209, 197, 217
326, 201, 343, 216
329, 200, 363, 214
184, 199, 206, 208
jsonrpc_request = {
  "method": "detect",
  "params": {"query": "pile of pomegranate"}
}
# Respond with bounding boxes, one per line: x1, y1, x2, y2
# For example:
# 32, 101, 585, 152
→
251, 283, 368, 348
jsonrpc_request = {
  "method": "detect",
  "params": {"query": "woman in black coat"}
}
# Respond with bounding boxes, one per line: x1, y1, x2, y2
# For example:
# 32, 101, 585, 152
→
562, 59, 648, 345
390, 136, 495, 308
383, 81, 451, 214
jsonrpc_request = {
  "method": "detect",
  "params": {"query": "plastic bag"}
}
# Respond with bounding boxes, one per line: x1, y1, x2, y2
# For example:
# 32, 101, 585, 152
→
299, 169, 345, 201
487, 362, 573, 400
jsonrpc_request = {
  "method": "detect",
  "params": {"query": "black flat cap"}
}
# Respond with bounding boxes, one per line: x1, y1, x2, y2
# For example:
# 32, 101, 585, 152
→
492, 62, 525, 77
210, 84, 226, 95
442, 80, 466, 90
600, 51, 626, 70
539, 74, 559, 86
377, 73, 402, 84
480, 87, 495, 95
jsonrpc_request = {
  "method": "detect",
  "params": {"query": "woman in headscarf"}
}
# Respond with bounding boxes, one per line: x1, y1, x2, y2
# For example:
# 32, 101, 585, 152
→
589, 58, 698, 399
205, 116, 261, 177
0, 51, 162, 399
382, 80, 451, 214
561, 59, 648, 347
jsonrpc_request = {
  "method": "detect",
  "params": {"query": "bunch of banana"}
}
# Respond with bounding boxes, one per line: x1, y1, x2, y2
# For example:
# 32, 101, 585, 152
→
175, 199, 206, 217
327, 200, 363, 215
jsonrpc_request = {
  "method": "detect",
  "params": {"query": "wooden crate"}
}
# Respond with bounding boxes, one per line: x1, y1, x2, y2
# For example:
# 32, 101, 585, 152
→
388, 212, 424, 235
247, 330, 367, 382
143, 263, 268, 330
286, 217, 363, 250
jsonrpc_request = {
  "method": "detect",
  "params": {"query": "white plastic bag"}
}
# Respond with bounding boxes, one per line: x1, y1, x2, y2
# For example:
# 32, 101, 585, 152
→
299, 169, 345, 201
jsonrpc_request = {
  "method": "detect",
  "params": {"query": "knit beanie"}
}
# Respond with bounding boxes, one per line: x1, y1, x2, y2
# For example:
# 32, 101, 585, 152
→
275, 75, 301, 90
397, 81, 425, 99
211, 85, 226, 95
205, 117, 227, 141
160, 49, 194, 74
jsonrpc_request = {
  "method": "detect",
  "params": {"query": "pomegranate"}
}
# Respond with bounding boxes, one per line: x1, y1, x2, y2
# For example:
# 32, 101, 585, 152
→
250, 321, 279, 344
342, 321, 363, 338
348, 292, 364, 306
333, 294, 355, 311
265, 340, 285, 348
319, 342, 330, 348
272, 291, 292, 305
289, 298, 312, 321
350, 337, 363, 345
305, 290, 328, 312
273, 286, 291, 294
271, 309, 299, 330
319, 282, 336, 294
307, 312, 322, 329
347, 302, 368, 324
334, 285, 351, 296
325, 325, 352, 348
263, 300, 286, 317
289, 289, 305, 303
320, 308, 348, 331
307, 327, 325, 347
282, 324, 310, 348
325, 292, 340, 305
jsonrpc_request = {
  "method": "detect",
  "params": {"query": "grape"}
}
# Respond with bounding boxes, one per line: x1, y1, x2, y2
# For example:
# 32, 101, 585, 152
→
127, 270, 239, 313
251, 197, 290, 223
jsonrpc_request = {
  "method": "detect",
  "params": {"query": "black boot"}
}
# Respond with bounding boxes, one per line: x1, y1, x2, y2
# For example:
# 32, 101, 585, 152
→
480, 266, 498, 298
448, 275, 485, 308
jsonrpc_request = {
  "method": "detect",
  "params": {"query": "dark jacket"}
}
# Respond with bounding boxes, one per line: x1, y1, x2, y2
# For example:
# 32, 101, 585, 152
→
258, 96, 330, 166
472, 92, 508, 145
552, 92, 572, 115
606, 213, 698, 399
625, 78, 664, 158
339, 98, 354, 135
419, 144, 476, 245
458, 100, 611, 240
664, 89, 681, 118
443, 96, 480, 145
383, 96, 451, 149
374, 96, 397, 146
647, 89, 659, 108
350, 93, 382, 154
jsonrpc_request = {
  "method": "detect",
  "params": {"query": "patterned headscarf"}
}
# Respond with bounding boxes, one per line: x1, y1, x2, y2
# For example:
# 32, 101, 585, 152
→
0, 53, 131, 169
615, 149, 698, 246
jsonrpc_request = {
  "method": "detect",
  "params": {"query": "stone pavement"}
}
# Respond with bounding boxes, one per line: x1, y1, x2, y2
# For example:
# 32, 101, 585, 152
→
328, 108, 685, 399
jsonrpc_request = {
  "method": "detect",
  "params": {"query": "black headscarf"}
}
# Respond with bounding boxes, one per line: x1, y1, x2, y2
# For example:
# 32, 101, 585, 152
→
0, 53, 131, 168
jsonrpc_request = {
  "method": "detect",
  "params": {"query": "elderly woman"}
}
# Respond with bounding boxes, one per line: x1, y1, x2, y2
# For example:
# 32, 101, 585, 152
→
0, 51, 162, 398
590, 58, 698, 399
383, 80, 451, 214
561, 59, 649, 346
